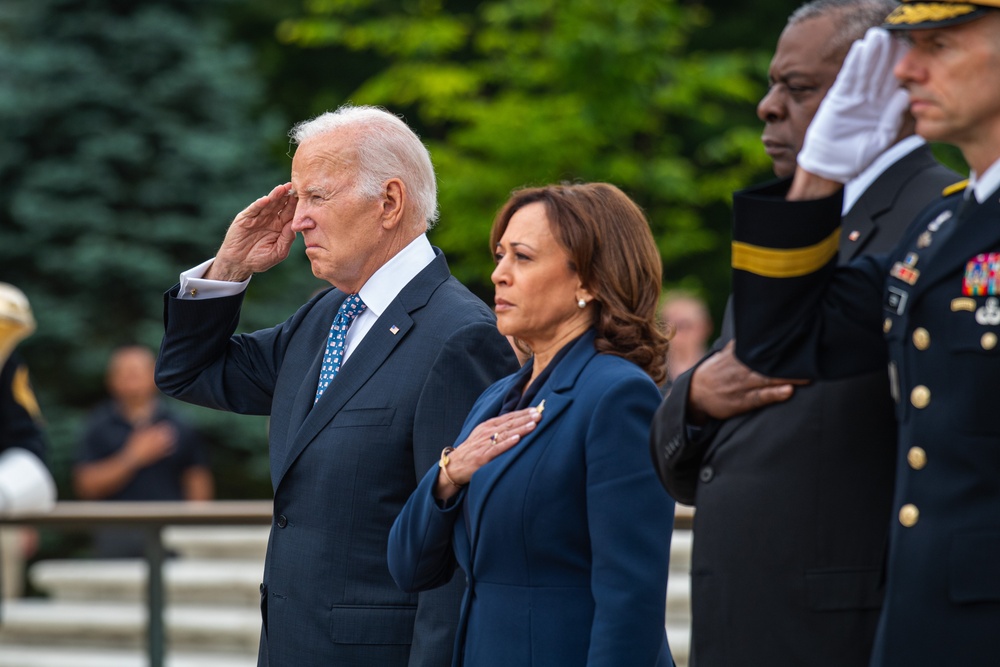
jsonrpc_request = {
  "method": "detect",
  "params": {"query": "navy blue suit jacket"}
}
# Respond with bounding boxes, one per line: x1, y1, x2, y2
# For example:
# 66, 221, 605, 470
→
156, 250, 519, 667
388, 331, 675, 667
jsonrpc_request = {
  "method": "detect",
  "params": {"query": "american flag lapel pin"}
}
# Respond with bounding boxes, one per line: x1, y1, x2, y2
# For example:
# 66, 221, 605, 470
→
389, 325, 400, 335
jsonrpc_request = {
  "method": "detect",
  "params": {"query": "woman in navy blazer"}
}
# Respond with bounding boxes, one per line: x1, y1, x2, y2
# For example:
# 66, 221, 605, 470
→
388, 183, 676, 666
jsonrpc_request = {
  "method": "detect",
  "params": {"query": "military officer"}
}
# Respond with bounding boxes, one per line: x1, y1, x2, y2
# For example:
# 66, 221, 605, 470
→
728, 3, 1000, 665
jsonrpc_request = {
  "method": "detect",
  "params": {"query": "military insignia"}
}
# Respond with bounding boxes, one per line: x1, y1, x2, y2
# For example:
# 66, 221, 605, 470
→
962, 253, 1000, 296
917, 232, 933, 249
928, 210, 951, 232
976, 297, 1000, 326
890, 261, 920, 285
951, 297, 977, 312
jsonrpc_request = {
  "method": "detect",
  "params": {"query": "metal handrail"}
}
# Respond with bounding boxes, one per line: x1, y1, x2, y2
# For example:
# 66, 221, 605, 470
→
0, 500, 693, 667
0, 501, 273, 667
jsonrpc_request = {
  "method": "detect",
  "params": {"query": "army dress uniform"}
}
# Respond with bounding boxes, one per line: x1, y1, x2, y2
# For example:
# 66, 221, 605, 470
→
729, 176, 1000, 666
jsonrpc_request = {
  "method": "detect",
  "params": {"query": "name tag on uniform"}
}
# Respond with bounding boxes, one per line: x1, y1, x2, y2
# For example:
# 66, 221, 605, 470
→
886, 287, 909, 316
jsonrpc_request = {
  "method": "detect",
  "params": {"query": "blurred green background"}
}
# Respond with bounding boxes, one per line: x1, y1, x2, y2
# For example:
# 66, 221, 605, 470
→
0, 0, 846, 504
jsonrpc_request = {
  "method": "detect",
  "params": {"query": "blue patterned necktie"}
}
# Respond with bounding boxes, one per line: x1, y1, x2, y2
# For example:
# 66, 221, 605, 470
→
314, 293, 366, 403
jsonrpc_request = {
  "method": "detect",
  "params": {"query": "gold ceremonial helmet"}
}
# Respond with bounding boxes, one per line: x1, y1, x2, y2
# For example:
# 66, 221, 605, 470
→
0, 283, 36, 368
884, 0, 1000, 30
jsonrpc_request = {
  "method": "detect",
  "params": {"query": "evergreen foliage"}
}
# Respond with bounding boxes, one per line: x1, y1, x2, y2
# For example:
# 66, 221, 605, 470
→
0, 0, 310, 497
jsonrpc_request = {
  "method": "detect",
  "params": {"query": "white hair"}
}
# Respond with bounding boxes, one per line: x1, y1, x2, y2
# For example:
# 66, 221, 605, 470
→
289, 105, 439, 228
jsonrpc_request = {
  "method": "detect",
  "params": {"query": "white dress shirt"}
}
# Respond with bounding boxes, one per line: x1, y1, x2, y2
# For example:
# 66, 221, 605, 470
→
967, 156, 1000, 204
178, 234, 436, 365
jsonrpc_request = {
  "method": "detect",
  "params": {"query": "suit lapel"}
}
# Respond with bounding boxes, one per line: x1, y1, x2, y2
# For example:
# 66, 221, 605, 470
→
273, 251, 451, 485
840, 145, 940, 262
464, 332, 597, 553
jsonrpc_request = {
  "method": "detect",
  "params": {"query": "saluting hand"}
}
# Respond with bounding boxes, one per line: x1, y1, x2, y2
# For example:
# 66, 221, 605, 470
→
434, 406, 543, 500
206, 183, 298, 282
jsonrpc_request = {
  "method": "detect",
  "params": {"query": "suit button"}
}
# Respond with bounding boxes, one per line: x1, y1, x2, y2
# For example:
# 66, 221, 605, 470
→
907, 447, 927, 470
276, 515, 288, 528
883, 318, 892, 333
910, 385, 931, 409
699, 466, 714, 483
912, 328, 930, 350
982, 332, 998, 350
899, 504, 919, 527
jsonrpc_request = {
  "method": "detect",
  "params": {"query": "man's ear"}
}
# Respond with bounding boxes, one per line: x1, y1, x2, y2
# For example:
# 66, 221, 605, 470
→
381, 179, 405, 230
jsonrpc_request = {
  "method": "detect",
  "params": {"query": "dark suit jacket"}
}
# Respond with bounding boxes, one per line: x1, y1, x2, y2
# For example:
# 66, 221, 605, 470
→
156, 250, 519, 667
650, 145, 958, 667
730, 172, 1000, 667
389, 331, 675, 667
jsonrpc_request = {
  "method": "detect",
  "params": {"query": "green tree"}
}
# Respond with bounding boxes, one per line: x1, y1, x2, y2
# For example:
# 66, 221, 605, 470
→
0, 0, 314, 497
277, 0, 772, 306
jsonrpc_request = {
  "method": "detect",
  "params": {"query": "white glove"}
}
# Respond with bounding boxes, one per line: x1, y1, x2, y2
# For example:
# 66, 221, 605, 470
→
0, 448, 57, 516
797, 28, 911, 183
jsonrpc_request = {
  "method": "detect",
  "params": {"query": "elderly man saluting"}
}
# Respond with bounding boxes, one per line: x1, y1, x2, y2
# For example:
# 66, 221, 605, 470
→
155, 105, 518, 666
728, 1, 1000, 665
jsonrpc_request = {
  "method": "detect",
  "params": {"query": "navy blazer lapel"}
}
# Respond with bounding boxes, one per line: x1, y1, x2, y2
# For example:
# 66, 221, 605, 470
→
274, 251, 452, 485
465, 331, 598, 551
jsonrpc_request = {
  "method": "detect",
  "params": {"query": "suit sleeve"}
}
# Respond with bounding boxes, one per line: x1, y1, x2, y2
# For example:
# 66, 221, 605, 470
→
155, 285, 301, 415
731, 181, 890, 379
387, 463, 464, 594
407, 321, 519, 667
649, 354, 721, 505
586, 374, 675, 666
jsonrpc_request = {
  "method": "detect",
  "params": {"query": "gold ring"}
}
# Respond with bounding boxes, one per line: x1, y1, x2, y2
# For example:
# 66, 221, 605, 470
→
490, 432, 499, 443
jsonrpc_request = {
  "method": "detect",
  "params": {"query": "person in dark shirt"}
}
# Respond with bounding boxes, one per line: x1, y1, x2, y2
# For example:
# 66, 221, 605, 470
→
73, 345, 213, 556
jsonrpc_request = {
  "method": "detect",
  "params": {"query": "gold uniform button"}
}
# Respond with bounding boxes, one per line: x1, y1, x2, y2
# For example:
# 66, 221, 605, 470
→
907, 446, 927, 470
912, 328, 930, 350
982, 332, 998, 351
910, 385, 931, 409
883, 318, 893, 333
899, 504, 919, 527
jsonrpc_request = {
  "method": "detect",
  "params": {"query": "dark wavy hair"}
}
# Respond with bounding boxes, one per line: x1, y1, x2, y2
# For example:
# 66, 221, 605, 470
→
490, 183, 669, 384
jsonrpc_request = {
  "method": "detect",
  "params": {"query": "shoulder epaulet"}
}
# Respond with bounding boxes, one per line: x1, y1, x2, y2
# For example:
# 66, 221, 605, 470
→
942, 179, 969, 197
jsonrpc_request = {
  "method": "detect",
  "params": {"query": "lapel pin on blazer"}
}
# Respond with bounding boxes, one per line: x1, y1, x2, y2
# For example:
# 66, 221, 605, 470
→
390, 325, 400, 335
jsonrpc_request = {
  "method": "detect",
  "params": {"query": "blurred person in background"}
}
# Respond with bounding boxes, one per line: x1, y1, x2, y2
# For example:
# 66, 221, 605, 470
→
389, 183, 675, 667
0, 283, 57, 615
73, 344, 213, 557
658, 290, 712, 392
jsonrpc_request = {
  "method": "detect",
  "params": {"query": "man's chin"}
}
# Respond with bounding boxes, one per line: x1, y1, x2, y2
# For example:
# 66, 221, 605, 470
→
772, 160, 796, 180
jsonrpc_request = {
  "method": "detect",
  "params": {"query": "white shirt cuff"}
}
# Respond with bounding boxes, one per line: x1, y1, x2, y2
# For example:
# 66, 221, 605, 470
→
178, 258, 251, 300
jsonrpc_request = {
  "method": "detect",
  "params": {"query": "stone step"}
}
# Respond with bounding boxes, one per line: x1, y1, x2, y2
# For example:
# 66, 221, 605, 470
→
0, 600, 260, 654
0, 646, 256, 667
162, 526, 269, 561
30, 559, 263, 605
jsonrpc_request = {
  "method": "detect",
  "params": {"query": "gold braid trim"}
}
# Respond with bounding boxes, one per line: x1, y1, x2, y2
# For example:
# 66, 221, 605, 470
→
885, 3, 979, 25
12, 364, 42, 420
732, 228, 841, 279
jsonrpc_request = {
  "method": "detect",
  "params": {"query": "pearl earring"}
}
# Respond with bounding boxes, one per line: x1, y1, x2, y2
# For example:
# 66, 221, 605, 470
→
577, 298, 587, 309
